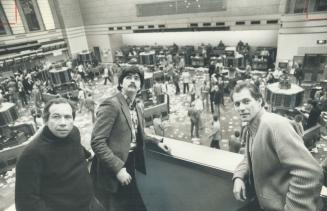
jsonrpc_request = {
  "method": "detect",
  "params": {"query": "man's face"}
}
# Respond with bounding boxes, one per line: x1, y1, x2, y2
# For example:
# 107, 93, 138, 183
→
121, 73, 141, 96
46, 103, 74, 138
233, 88, 262, 123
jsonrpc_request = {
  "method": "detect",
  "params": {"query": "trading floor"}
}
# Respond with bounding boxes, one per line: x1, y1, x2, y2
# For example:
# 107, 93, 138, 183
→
0, 0, 327, 210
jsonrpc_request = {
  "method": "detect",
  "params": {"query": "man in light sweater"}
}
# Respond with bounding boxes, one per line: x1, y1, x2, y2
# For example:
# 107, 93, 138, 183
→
181, 69, 190, 94
232, 81, 323, 211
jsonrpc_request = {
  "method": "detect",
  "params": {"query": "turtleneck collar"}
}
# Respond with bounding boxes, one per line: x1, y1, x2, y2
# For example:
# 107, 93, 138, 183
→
41, 126, 75, 144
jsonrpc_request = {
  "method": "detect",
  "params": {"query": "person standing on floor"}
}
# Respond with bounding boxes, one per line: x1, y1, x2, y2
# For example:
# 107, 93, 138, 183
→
181, 69, 190, 94
189, 80, 197, 103
172, 68, 180, 95
85, 93, 97, 123
78, 88, 85, 113
188, 102, 201, 139
200, 80, 210, 110
209, 114, 221, 149
228, 130, 242, 153
211, 84, 221, 116
103, 65, 112, 85
153, 79, 163, 104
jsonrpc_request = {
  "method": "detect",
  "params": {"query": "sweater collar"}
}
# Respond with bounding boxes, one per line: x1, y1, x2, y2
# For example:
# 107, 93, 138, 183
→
41, 126, 75, 144
247, 108, 265, 136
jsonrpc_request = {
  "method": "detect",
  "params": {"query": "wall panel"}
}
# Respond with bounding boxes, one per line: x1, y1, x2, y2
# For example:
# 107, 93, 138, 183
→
86, 34, 112, 63
37, 0, 55, 30
122, 30, 278, 47
277, 33, 327, 64
53, 0, 84, 28
66, 26, 89, 56
79, 0, 281, 25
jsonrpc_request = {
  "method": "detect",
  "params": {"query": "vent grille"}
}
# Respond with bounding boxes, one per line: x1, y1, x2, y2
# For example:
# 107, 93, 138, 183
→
250, 20, 260, 25
267, 19, 278, 24
235, 21, 245, 25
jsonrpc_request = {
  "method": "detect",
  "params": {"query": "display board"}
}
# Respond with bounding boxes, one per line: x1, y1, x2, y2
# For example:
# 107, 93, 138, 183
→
303, 54, 327, 73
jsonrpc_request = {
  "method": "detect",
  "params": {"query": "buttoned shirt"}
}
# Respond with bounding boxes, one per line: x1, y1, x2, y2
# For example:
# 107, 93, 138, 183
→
123, 94, 138, 151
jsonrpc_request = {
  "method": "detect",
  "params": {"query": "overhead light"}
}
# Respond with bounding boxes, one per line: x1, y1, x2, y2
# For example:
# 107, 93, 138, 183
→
317, 40, 327, 44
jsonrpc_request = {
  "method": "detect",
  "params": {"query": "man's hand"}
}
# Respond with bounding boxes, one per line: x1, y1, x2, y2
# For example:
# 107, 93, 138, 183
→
86, 150, 94, 162
116, 168, 132, 186
233, 178, 247, 202
158, 142, 171, 154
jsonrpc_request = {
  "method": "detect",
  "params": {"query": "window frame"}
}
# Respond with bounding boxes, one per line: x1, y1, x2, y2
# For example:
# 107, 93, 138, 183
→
16, 0, 45, 32
0, 3, 12, 36
293, 0, 306, 13
315, 0, 327, 11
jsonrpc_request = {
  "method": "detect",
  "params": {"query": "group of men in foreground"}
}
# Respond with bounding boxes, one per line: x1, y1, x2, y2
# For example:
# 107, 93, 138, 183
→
15, 65, 326, 211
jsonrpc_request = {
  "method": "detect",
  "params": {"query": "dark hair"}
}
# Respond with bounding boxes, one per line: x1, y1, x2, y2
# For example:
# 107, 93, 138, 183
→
308, 99, 317, 107
117, 65, 144, 91
234, 131, 240, 137
213, 114, 219, 121
231, 81, 265, 106
153, 114, 161, 119
294, 114, 303, 122
43, 98, 76, 122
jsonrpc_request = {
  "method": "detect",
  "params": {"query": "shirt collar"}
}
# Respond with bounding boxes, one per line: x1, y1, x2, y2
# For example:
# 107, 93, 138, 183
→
122, 93, 136, 109
247, 108, 265, 136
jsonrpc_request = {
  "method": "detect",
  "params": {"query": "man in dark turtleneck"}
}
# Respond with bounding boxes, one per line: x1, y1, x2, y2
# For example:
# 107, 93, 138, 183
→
15, 98, 104, 211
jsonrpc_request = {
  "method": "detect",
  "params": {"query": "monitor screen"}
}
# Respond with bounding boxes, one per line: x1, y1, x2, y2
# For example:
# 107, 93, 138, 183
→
303, 54, 327, 73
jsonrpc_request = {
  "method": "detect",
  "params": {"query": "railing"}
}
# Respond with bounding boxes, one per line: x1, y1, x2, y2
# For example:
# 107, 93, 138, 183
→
140, 135, 327, 210
138, 136, 247, 211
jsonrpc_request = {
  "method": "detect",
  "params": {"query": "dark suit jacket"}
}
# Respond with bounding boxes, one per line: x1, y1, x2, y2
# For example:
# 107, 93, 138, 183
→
307, 106, 321, 128
90, 92, 159, 193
